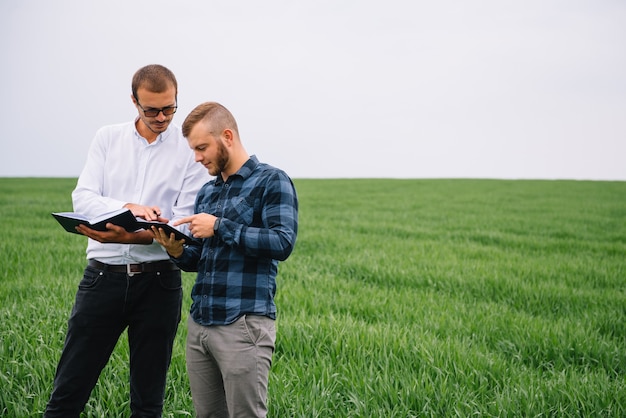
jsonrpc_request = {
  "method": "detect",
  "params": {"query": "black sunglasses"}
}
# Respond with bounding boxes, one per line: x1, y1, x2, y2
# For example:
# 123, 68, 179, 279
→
135, 98, 177, 117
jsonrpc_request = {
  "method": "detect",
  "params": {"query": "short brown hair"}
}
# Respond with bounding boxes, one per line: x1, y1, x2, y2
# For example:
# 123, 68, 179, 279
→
131, 64, 178, 99
182, 102, 239, 138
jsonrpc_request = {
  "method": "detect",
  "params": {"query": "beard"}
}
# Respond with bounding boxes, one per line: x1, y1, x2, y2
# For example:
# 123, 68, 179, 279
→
209, 139, 230, 177
140, 115, 171, 135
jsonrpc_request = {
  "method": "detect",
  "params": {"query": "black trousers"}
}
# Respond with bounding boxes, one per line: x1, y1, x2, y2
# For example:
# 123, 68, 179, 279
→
44, 264, 182, 418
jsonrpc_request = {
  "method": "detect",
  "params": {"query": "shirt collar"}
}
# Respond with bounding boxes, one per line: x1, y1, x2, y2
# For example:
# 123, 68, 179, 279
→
215, 155, 259, 185
133, 117, 172, 144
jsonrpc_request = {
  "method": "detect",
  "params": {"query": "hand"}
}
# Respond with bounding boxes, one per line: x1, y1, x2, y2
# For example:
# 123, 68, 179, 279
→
173, 213, 217, 239
151, 226, 185, 258
76, 223, 153, 244
124, 203, 165, 222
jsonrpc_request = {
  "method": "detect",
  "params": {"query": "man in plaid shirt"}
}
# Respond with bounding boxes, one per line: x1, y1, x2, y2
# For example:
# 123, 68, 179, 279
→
152, 101, 298, 418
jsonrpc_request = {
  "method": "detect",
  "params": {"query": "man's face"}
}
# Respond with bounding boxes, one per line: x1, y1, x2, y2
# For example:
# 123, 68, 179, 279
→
187, 121, 229, 177
133, 87, 177, 135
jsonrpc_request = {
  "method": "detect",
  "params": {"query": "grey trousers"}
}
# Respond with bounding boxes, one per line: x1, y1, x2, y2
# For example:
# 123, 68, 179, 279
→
186, 315, 276, 418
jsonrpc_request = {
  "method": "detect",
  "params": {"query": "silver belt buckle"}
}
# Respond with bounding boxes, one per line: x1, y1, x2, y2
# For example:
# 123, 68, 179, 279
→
126, 264, 143, 276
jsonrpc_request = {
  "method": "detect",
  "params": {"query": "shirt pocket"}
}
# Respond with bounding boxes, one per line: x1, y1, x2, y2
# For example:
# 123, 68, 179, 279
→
197, 202, 210, 214
225, 196, 255, 226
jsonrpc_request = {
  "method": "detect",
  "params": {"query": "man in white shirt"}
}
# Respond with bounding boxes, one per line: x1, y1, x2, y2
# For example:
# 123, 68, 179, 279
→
44, 64, 210, 417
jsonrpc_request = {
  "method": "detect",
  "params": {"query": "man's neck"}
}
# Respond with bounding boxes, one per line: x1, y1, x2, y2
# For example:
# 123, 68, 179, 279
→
136, 119, 159, 144
221, 152, 250, 181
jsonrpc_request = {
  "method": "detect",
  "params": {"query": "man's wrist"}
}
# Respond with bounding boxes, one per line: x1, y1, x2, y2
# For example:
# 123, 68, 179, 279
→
130, 230, 154, 245
214, 217, 221, 233
169, 248, 184, 258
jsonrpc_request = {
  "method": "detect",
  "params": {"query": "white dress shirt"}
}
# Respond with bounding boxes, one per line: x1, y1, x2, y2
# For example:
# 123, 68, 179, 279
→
72, 119, 211, 264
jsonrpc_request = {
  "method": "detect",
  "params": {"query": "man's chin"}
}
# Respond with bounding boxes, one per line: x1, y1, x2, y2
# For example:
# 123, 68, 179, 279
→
148, 122, 170, 133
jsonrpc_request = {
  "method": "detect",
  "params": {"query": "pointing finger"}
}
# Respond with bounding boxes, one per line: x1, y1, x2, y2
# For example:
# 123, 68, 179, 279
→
173, 215, 194, 226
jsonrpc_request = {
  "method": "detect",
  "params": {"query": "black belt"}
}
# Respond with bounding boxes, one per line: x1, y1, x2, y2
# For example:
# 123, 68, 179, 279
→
88, 259, 179, 275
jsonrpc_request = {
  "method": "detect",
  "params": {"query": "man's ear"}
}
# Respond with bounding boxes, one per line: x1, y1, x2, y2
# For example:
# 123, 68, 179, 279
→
222, 129, 234, 145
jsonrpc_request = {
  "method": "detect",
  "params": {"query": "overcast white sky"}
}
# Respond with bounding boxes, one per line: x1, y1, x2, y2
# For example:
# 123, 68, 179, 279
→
1, 0, 625, 180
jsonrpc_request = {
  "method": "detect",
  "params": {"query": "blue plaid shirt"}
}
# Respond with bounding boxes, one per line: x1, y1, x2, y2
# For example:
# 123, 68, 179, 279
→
173, 155, 298, 326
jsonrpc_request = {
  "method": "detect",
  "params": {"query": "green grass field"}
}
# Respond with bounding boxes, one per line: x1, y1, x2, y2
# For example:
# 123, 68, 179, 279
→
1, 177, 625, 417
